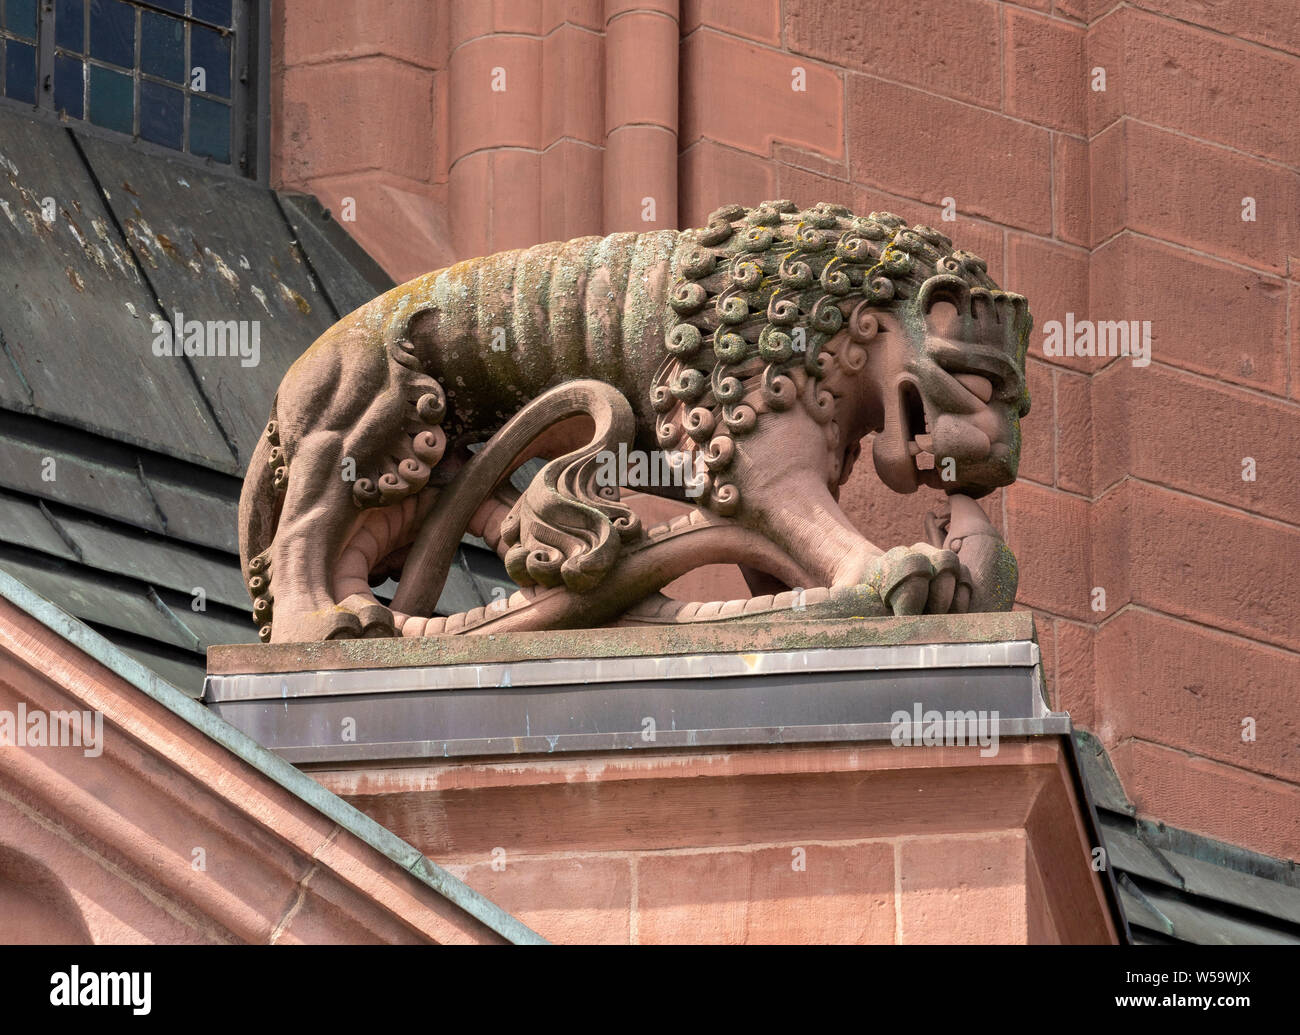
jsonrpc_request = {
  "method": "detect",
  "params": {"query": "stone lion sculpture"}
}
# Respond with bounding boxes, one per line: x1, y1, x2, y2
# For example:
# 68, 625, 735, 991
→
239, 201, 1031, 643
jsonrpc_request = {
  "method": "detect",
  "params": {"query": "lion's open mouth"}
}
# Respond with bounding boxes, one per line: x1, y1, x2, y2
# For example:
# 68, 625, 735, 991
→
899, 381, 935, 472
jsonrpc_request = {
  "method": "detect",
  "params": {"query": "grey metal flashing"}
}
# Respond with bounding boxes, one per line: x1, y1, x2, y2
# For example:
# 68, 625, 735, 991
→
233, 715, 1071, 767
0, 567, 546, 946
1072, 729, 1135, 815
204, 635, 1066, 764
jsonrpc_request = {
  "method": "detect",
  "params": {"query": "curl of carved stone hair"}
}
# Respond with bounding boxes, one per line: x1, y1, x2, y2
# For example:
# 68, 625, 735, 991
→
653, 201, 999, 514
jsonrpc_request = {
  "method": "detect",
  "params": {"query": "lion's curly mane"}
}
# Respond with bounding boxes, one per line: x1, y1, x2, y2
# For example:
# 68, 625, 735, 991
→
653, 200, 1011, 514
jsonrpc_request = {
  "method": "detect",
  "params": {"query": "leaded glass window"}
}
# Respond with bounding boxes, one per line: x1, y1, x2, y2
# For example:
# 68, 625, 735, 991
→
0, 0, 263, 176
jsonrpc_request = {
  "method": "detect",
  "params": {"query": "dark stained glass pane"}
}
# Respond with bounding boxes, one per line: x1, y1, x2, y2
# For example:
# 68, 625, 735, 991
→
3, 41, 37, 103
89, 0, 135, 69
141, 10, 185, 83
55, 0, 86, 53
140, 79, 183, 149
88, 63, 134, 134
189, 94, 229, 162
5, 0, 39, 40
54, 55, 85, 118
190, 23, 230, 98
192, 0, 232, 28
0, 0, 250, 173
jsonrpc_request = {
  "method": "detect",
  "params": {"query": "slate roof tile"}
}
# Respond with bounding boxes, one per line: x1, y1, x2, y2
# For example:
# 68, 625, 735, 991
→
75, 131, 344, 470
0, 428, 167, 533
0, 107, 237, 469
276, 192, 394, 317
0, 491, 79, 561
1079, 730, 1300, 944
47, 509, 249, 610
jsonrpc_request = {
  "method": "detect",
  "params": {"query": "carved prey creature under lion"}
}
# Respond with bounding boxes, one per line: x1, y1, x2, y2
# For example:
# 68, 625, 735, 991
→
238, 202, 1031, 643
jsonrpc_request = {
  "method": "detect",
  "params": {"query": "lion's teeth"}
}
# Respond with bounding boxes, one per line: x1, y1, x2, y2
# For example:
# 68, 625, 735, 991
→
914, 433, 934, 452
915, 450, 935, 471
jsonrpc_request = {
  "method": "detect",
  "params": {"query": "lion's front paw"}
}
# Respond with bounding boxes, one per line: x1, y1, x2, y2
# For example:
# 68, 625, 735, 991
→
861, 543, 972, 616
275, 596, 396, 642
337, 593, 397, 638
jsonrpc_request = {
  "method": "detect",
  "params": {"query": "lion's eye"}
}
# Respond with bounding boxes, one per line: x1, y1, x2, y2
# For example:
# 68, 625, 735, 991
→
954, 373, 994, 403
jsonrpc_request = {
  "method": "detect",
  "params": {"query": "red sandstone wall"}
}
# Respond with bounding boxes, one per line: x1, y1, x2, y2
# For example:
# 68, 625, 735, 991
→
272, 1, 1300, 860
271, 0, 453, 279
273, 1, 682, 282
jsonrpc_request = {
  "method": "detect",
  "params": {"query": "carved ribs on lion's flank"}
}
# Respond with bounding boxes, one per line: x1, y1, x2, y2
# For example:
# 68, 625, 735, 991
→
238, 200, 1033, 642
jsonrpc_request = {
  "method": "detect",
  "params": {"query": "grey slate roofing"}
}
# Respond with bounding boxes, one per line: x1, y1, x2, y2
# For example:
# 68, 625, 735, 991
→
1076, 730, 1300, 945
0, 104, 512, 697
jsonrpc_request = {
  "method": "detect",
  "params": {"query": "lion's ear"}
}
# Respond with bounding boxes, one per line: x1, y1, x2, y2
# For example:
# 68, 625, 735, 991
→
847, 300, 880, 344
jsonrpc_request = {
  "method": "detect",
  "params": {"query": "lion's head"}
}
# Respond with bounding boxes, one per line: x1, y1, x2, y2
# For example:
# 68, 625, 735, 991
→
654, 201, 1031, 510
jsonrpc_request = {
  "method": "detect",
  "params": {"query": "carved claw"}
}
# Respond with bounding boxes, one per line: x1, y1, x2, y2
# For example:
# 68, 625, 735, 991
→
864, 543, 969, 616
339, 593, 397, 639
286, 607, 363, 642
274, 597, 395, 642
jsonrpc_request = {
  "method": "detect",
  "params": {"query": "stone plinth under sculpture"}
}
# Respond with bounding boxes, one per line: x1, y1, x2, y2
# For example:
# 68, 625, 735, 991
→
206, 612, 1123, 944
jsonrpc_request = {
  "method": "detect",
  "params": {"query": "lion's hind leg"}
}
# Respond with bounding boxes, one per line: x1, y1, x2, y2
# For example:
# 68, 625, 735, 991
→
266, 427, 372, 642
261, 338, 448, 643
